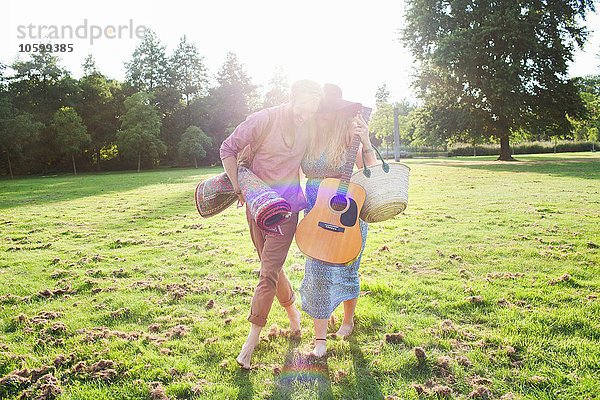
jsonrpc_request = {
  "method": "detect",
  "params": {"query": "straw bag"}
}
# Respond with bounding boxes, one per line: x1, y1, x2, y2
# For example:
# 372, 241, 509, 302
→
350, 146, 410, 223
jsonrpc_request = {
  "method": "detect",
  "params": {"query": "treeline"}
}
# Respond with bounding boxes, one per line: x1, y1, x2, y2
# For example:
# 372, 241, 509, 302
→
369, 78, 600, 156
2, 27, 600, 178
448, 140, 599, 157
0, 30, 289, 177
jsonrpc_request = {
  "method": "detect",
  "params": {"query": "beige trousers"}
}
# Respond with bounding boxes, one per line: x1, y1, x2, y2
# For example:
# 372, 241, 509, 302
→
245, 209, 298, 327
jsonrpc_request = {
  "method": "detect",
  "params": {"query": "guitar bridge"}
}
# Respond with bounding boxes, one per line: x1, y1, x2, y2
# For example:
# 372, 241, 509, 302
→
318, 222, 345, 233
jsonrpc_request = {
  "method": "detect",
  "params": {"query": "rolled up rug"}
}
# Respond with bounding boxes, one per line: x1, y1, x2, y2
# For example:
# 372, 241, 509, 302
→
195, 172, 238, 218
238, 166, 291, 234
195, 167, 291, 234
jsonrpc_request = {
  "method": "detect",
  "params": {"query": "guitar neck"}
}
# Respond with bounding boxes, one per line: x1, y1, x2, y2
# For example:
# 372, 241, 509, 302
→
338, 134, 361, 196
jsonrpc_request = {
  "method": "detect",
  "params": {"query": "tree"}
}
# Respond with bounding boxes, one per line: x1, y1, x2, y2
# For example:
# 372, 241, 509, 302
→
77, 56, 121, 171
571, 75, 600, 143
10, 51, 76, 122
177, 125, 212, 168
206, 52, 258, 163
0, 62, 7, 91
0, 107, 43, 178
370, 102, 394, 150
263, 68, 289, 107
370, 99, 415, 152
155, 36, 209, 166
82, 54, 99, 76
116, 92, 165, 172
124, 30, 169, 92
575, 74, 600, 96
169, 36, 208, 106
51, 107, 90, 175
8, 52, 81, 173
375, 83, 390, 107
402, 0, 594, 160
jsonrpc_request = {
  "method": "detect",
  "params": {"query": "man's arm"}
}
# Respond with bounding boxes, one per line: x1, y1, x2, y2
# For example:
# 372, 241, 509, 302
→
222, 156, 245, 205
219, 109, 270, 206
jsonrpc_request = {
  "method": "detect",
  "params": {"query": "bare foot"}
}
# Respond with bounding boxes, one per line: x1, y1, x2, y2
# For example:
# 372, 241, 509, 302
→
236, 337, 259, 370
328, 315, 336, 328
310, 340, 327, 357
286, 305, 301, 336
336, 322, 354, 338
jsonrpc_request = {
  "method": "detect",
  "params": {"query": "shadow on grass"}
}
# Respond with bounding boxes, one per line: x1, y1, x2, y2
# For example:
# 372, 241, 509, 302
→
341, 337, 385, 400
233, 368, 253, 400
269, 337, 334, 400
432, 158, 600, 181
0, 167, 223, 210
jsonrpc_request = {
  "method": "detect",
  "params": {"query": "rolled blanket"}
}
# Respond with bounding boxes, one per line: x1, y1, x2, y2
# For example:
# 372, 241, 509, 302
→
195, 167, 291, 234
238, 166, 291, 234
195, 172, 238, 218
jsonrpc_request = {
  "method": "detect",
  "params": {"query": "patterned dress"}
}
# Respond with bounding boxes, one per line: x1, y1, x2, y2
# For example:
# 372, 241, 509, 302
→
299, 152, 368, 319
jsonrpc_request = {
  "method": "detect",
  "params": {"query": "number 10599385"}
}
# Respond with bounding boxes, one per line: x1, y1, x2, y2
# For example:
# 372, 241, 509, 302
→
19, 43, 74, 53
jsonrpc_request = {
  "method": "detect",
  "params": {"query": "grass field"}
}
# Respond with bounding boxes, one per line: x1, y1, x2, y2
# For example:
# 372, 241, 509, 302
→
0, 153, 599, 399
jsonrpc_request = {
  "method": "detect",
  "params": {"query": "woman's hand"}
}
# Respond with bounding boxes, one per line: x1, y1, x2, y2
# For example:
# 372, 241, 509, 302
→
353, 114, 378, 168
353, 114, 371, 145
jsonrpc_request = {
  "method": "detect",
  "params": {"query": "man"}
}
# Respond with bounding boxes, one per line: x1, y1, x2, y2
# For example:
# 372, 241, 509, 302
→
219, 80, 322, 369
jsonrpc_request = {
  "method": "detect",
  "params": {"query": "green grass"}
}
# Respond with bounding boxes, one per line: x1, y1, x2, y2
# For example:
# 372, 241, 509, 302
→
0, 152, 599, 399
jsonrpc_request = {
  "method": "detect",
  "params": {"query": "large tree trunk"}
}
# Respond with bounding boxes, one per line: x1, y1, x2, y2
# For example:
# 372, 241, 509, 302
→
72, 154, 77, 175
97, 148, 101, 172
497, 132, 515, 161
7, 153, 13, 179
194, 156, 198, 169
137, 151, 141, 173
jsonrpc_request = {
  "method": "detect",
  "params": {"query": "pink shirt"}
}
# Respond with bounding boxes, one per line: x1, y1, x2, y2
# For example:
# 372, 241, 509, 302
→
219, 104, 309, 212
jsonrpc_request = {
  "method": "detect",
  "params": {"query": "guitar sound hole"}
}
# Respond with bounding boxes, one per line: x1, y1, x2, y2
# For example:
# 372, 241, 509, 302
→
330, 195, 348, 212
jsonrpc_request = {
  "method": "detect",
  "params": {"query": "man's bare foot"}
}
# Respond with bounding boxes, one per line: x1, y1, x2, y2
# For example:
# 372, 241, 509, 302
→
285, 305, 301, 336
336, 322, 354, 338
236, 341, 256, 370
236, 327, 261, 370
310, 339, 327, 357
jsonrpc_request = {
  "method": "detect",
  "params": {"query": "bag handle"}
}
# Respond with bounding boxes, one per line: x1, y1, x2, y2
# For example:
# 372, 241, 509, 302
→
253, 109, 274, 158
361, 145, 390, 178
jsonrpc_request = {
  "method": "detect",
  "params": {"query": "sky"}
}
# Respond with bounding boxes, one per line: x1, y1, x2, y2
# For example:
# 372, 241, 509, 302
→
2, 0, 600, 108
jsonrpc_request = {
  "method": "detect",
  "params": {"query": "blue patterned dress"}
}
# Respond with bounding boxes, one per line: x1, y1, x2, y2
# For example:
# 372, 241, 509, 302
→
299, 152, 368, 319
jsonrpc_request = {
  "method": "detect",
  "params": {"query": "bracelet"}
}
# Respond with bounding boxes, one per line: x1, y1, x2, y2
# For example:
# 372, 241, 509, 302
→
362, 147, 374, 154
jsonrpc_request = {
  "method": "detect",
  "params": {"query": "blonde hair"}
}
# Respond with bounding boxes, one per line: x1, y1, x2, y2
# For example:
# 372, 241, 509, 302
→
307, 113, 352, 168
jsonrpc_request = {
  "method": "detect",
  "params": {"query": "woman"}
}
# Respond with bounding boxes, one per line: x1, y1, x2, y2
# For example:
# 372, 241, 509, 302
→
299, 83, 378, 357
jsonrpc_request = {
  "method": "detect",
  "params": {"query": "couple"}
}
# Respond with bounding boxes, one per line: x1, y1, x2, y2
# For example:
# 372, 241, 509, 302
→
219, 80, 378, 369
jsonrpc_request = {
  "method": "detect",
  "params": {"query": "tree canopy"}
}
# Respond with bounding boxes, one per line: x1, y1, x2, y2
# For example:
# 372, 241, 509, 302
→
402, 0, 595, 160
116, 92, 165, 172
51, 106, 90, 174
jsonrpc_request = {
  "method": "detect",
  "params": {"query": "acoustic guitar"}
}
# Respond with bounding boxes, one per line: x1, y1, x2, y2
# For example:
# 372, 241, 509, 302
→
295, 134, 366, 264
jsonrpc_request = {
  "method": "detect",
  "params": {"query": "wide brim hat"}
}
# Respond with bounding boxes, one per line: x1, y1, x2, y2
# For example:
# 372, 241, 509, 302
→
317, 83, 362, 116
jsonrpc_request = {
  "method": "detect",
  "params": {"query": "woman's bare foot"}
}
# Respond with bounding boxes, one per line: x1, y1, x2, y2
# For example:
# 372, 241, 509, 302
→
336, 322, 354, 338
310, 339, 327, 357
285, 305, 301, 336
336, 299, 358, 338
